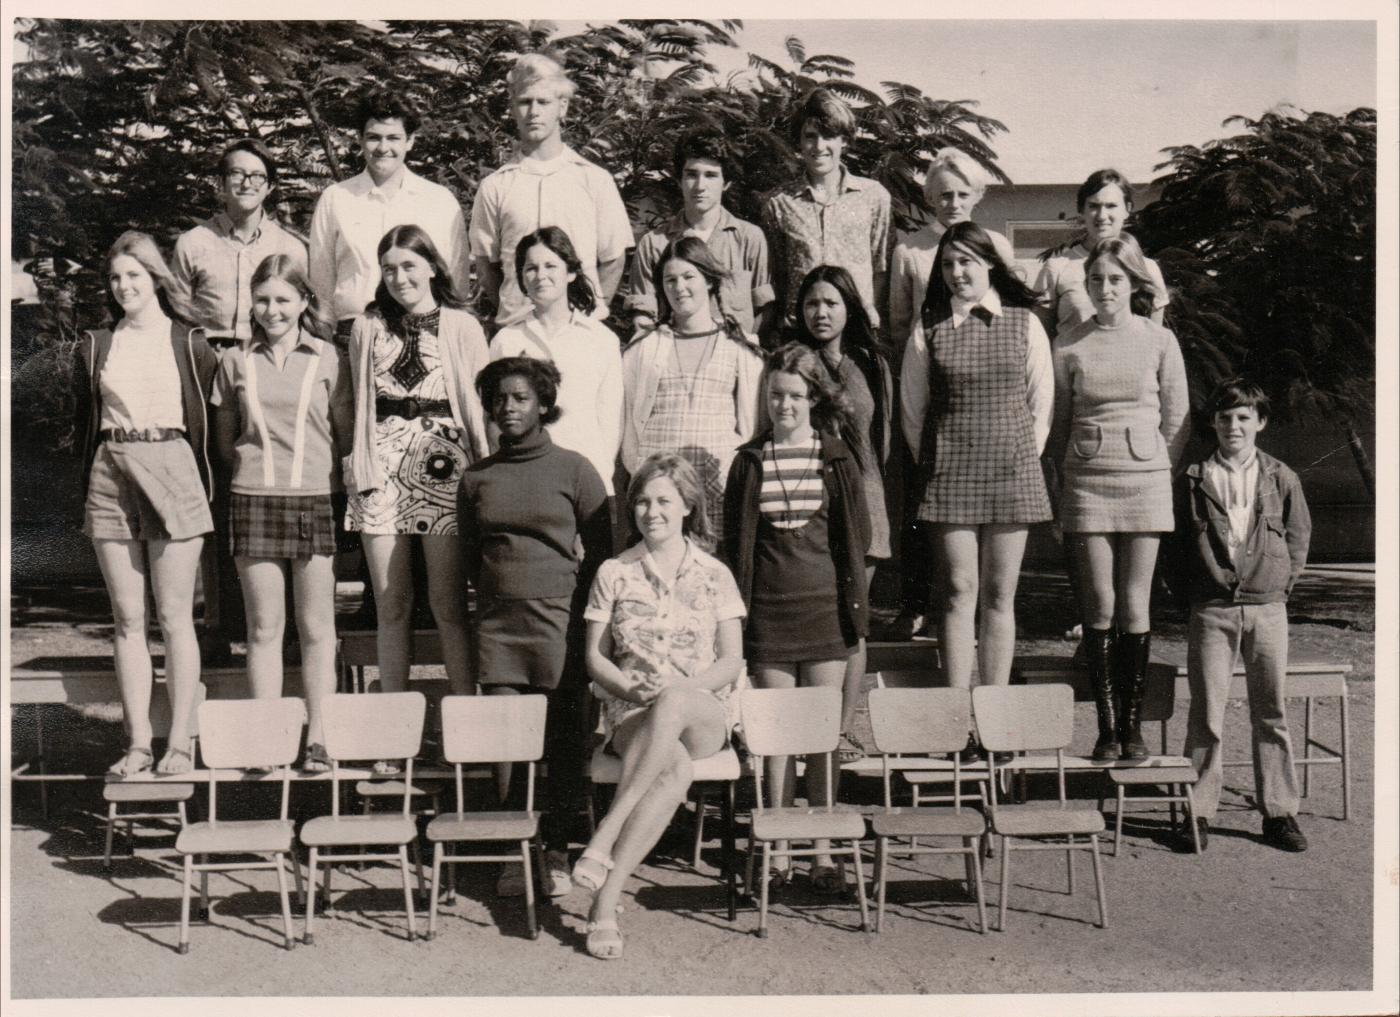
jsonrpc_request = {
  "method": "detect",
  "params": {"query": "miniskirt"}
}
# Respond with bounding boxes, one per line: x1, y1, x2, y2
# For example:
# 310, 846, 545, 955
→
230, 493, 335, 559
1060, 468, 1174, 534
84, 440, 212, 542
475, 593, 579, 690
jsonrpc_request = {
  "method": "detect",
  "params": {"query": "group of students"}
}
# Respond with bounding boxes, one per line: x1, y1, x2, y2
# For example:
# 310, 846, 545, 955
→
73, 52, 1315, 961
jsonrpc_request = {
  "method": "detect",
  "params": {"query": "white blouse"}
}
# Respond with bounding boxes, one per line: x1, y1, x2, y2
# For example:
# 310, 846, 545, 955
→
98, 316, 184, 432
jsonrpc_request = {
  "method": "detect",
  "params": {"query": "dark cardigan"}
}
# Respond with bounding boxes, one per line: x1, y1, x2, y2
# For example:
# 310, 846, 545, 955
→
723, 428, 872, 640
71, 322, 219, 501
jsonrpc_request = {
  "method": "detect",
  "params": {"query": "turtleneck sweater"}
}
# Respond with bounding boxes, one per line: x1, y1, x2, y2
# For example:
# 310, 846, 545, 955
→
457, 427, 612, 599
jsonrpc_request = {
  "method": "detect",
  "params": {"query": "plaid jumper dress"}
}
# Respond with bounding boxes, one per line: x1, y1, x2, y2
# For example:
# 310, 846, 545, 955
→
916, 305, 1052, 525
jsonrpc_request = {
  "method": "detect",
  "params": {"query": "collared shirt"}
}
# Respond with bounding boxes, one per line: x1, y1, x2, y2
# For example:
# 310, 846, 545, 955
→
1203, 449, 1260, 568
900, 288, 1054, 461
584, 537, 746, 731
469, 145, 634, 325
626, 207, 774, 333
889, 222, 1017, 348
211, 331, 353, 496
308, 168, 471, 322
169, 212, 308, 339
489, 310, 625, 494
1034, 244, 1170, 339
761, 168, 891, 325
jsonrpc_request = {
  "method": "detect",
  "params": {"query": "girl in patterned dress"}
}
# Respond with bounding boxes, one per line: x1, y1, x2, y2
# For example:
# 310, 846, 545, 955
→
725, 343, 871, 894
574, 452, 746, 959
621, 236, 765, 546
346, 225, 489, 719
794, 265, 893, 762
211, 255, 352, 771
901, 222, 1052, 755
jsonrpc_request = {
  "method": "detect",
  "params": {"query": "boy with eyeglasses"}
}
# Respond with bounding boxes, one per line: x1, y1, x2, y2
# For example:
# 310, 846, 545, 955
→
169, 138, 308, 664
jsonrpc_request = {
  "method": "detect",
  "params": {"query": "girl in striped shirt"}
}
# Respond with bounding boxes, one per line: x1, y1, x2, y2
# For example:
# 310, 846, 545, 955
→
724, 343, 871, 893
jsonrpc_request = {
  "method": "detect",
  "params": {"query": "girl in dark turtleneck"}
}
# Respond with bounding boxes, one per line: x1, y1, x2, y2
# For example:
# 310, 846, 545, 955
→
458, 355, 612, 901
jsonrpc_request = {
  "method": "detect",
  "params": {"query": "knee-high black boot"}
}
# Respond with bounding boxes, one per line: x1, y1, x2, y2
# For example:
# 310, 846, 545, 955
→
1086, 627, 1120, 762
1117, 630, 1152, 760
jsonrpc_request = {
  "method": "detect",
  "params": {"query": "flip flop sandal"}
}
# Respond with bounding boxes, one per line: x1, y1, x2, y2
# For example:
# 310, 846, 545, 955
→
156, 745, 194, 776
585, 904, 625, 960
302, 743, 331, 774
107, 746, 154, 778
837, 733, 866, 764
572, 847, 614, 892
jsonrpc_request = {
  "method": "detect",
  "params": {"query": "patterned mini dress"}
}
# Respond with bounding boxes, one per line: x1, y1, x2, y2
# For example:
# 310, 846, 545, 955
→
347, 309, 467, 536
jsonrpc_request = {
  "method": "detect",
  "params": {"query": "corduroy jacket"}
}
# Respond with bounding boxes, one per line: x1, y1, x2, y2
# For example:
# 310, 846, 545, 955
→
1166, 449, 1312, 606
723, 428, 872, 640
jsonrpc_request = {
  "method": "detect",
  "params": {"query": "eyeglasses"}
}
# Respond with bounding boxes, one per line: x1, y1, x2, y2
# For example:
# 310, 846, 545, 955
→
225, 169, 269, 188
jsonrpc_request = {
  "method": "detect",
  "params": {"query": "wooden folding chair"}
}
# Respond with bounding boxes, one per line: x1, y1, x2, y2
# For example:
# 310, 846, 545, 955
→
424, 695, 547, 940
301, 692, 426, 944
174, 697, 307, 954
972, 684, 1109, 931
740, 686, 870, 938
866, 688, 988, 933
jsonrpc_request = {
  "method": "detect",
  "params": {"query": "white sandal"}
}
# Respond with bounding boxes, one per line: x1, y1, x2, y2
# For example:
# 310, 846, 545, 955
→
572, 846, 614, 892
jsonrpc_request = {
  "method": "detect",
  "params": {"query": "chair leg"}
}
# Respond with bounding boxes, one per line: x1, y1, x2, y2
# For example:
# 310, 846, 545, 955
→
303, 847, 319, 945
445, 861, 457, 905
274, 852, 295, 950
743, 835, 756, 901
398, 846, 417, 942
968, 838, 988, 934
199, 861, 210, 918
521, 839, 539, 940
179, 854, 193, 955
291, 849, 305, 904
723, 779, 737, 922
756, 841, 771, 938
1340, 692, 1351, 821
322, 854, 334, 911
411, 838, 427, 903
850, 841, 870, 932
426, 843, 442, 941
1113, 787, 1126, 857
103, 803, 118, 871
874, 837, 888, 933
691, 789, 708, 869
997, 836, 1011, 932
1065, 834, 1075, 894
1089, 834, 1109, 928
1302, 696, 1313, 798
1184, 784, 1203, 855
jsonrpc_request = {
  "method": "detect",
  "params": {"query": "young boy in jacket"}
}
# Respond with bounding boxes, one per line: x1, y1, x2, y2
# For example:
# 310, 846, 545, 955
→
1169, 378, 1312, 853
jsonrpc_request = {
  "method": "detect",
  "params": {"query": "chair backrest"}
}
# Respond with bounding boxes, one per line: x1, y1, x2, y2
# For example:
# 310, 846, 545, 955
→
322, 692, 425, 762
867, 687, 972, 755
972, 684, 1074, 754
440, 694, 546, 764
740, 686, 841, 757
197, 697, 305, 769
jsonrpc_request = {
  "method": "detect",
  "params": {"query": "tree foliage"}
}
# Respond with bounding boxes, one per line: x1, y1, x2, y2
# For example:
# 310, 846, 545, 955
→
12, 17, 1009, 324
1134, 106, 1377, 494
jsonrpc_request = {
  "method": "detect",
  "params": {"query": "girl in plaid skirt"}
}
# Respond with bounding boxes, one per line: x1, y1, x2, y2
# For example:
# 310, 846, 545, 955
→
212, 255, 353, 771
900, 223, 1053, 755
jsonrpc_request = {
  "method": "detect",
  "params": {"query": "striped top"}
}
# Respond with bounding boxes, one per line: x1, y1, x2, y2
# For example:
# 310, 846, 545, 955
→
759, 437, 824, 528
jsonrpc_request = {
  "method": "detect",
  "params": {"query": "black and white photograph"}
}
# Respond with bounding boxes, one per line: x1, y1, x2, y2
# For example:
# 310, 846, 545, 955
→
4, 1, 1396, 1014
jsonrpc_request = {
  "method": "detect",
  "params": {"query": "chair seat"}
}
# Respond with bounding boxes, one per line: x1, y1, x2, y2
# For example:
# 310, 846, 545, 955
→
426, 810, 539, 842
1109, 766, 1199, 786
590, 745, 741, 785
871, 807, 986, 838
104, 782, 196, 803
991, 805, 1106, 837
751, 807, 867, 842
177, 819, 295, 855
354, 778, 446, 798
301, 813, 418, 847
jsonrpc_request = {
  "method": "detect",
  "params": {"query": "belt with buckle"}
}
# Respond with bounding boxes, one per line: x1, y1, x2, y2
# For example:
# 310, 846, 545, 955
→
375, 397, 451, 421
100, 427, 186, 444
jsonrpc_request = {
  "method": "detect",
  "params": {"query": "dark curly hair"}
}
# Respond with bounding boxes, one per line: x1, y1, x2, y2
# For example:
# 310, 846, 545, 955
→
475, 356, 563, 427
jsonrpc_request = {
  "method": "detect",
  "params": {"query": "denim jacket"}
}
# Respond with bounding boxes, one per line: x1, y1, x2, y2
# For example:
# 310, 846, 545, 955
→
1167, 450, 1312, 606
